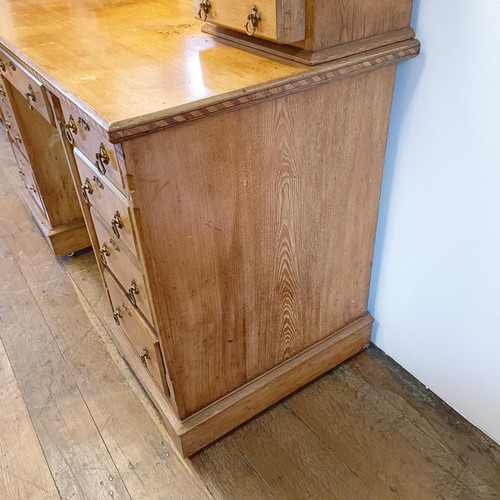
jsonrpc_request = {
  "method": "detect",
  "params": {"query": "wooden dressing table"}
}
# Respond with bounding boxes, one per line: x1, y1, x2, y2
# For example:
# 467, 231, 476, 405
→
0, 0, 419, 456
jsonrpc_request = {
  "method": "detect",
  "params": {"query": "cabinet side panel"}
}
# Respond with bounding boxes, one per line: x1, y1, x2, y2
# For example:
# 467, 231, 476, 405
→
124, 65, 396, 418
305, 0, 413, 52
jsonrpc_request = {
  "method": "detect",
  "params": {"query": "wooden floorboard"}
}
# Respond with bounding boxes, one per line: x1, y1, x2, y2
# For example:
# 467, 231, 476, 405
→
1, 133, 500, 499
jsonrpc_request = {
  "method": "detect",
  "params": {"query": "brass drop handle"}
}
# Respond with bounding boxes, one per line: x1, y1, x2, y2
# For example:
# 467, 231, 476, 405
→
113, 307, 122, 325
127, 280, 140, 306
64, 114, 77, 144
198, 0, 211, 20
7, 61, 16, 71
0, 61, 5, 72
95, 143, 109, 175
4, 120, 11, 131
99, 243, 110, 265
111, 211, 124, 239
18, 168, 25, 179
245, 5, 260, 35
139, 347, 150, 367
81, 177, 94, 204
14, 135, 22, 145
28, 186, 37, 194
92, 175, 104, 190
25, 84, 36, 110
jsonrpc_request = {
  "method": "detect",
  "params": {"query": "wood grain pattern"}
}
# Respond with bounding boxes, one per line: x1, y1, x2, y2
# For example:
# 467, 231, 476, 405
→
304, 0, 413, 52
195, 0, 305, 43
0, 0, 304, 137
124, 66, 396, 418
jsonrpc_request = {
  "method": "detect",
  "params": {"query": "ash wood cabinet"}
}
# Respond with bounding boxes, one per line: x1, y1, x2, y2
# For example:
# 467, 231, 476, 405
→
0, 0, 419, 457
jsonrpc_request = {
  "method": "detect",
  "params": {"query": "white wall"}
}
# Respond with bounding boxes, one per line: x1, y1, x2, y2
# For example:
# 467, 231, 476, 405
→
370, 0, 500, 444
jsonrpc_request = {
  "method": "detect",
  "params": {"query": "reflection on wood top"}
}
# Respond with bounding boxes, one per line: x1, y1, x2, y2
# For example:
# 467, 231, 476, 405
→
0, 0, 304, 132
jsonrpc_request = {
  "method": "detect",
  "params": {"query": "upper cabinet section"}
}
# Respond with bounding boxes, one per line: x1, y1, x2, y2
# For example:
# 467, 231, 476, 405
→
195, 0, 414, 65
193, 0, 305, 44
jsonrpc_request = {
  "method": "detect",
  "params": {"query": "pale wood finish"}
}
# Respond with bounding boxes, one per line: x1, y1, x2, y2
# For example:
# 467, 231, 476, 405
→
194, 0, 305, 44
202, 0, 413, 64
92, 210, 154, 327
304, 0, 413, 52
0, 49, 54, 125
0, 52, 90, 256
0, 0, 420, 455
75, 150, 139, 260
61, 100, 125, 193
0, 0, 304, 138
124, 66, 395, 418
104, 269, 168, 394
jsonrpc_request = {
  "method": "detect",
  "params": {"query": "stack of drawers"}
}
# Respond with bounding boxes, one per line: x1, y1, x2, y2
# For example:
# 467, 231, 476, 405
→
0, 61, 49, 216
60, 101, 170, 397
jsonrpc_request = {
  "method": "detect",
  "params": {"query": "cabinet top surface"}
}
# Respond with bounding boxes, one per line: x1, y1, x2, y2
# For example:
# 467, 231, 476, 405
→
0, 0, 304, 133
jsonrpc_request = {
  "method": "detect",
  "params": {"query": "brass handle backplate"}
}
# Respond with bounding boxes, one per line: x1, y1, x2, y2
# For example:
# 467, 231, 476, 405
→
99, 243, 110, 265
25, 84, 36, 110
198, 0, 211, 20
64, 114, 77, 144
113, 307, 122, 325
139, 347, 150, 367
127, 280, 140, 306
81, 177, 94, 204
95, 143, 109, 175
245, 5, 260, 35
111, 211, 124, 239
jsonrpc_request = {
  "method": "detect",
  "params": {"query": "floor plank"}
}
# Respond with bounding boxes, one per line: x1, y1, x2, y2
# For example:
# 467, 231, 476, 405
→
288, 362, 499, 499
0, 337, 60, 500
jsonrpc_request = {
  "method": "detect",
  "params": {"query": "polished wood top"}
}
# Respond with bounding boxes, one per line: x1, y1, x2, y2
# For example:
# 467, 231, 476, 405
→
0, 0, 304, 134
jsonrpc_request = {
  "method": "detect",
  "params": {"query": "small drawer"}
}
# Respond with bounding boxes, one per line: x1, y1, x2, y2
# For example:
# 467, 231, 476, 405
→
61, 100, 125, 193
1, 102, 29, 159
12, 146, 46, 215
92, 208, 153, 327
0, 80, 11, 109
194, 0, 305, 44
104, 268, 167, 394
75, 149, 139, 260
0, 52, 54, 125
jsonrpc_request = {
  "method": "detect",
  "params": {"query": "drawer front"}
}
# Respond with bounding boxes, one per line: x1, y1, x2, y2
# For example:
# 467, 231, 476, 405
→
92, 209, 153, 327
104, 269, 167, 393
61, 100, 125, 192
0, 53, 54, 125
75, 149, 139, 260
12, 146, 46, 214
193, 0, 305, 44
0, 100, 29, 159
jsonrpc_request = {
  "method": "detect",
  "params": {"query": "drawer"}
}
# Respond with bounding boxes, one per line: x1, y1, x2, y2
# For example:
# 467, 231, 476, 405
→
0, 80, 11, 109
193, 0, 305, 44
92, 208, 153, 327
12, 146, 46, 215
1, 100, 29, 159
75, 149, 139, 260
61, 100, 125, 192
0, 52, 54, 125
104, 268, 167, 394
